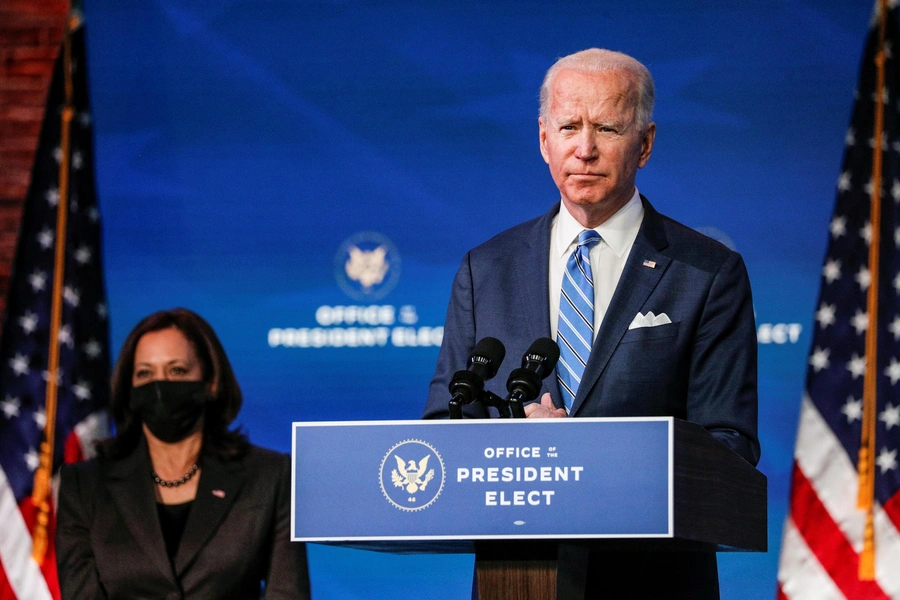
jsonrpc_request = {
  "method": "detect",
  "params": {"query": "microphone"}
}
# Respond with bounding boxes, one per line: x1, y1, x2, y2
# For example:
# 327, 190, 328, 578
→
505, 338, 560, 418
448, 337, 506, 419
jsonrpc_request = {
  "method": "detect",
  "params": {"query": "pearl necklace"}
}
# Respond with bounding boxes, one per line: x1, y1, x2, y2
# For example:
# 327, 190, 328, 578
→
151, 463, 199, 487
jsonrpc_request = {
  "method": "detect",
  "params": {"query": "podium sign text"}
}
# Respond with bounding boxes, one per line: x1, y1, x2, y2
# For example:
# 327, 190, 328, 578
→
291, 418, 673, 541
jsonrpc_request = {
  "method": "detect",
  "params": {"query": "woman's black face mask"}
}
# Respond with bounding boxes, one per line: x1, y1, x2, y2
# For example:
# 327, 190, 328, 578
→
130, 380, 207, 443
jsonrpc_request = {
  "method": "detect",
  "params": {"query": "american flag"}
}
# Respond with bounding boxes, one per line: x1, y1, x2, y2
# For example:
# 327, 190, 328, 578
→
0, 17, 110, 600
777, 2, 900, 598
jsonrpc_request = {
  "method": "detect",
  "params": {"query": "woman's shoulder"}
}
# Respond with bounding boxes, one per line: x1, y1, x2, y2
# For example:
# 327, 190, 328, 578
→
61, 455, 103, 481
58, 455, 113, 502
62, 443, 150, 488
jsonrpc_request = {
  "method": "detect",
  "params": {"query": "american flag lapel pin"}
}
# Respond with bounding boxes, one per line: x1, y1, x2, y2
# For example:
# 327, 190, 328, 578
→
642, 260, 656, 268
212, 489, 226, 498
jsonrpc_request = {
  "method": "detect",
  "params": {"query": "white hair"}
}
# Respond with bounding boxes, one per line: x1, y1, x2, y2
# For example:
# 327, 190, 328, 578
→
539, 48, 655, 130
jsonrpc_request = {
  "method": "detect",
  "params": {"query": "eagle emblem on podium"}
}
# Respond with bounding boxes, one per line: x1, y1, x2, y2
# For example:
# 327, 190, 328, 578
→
380, 439, 444, 511
391, 455, 434, 494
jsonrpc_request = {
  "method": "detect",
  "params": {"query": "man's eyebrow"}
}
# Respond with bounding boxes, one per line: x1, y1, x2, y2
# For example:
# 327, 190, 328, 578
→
595, 118, 634, 132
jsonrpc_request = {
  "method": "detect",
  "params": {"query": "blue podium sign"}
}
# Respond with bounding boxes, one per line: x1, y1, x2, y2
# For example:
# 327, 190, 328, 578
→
291, 418, 674, 541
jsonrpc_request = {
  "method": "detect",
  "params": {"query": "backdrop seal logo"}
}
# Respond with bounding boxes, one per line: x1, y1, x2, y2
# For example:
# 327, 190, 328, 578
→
335, 232, 401, 301
380, 439, 445, 512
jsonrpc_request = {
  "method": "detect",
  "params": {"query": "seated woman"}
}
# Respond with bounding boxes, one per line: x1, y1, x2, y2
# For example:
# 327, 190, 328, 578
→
57, 308, 310, 599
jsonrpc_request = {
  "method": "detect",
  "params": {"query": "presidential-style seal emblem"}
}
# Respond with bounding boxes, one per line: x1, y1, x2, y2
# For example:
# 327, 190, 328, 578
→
379, 439, 444, 512
334, 232, 401, 301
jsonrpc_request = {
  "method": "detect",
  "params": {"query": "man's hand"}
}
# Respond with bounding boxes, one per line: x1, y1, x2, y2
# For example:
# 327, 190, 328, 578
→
524, 393, 567, 418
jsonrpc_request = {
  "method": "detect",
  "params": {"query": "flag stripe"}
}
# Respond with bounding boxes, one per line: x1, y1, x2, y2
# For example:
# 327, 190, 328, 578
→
0, 560, 18, 600
884, 490, 900, 536
873, 499, 900, 598
790, 463, 890, 599
793, 397, 900, 595
778, 518, 846, 600
794, 396, 866, 551
0, 466, 53, 600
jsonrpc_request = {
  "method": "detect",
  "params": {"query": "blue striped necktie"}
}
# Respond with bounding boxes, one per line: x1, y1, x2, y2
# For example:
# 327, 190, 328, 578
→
557, 229, 601, 413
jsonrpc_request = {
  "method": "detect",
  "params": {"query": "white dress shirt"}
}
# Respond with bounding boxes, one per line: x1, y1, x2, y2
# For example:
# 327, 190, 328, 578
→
549, 189, 644, 340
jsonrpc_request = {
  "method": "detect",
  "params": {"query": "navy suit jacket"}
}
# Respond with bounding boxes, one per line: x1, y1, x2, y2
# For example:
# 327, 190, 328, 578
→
423, 197, 759, 597
56, 442, 310, 600
424, 196, 759, 465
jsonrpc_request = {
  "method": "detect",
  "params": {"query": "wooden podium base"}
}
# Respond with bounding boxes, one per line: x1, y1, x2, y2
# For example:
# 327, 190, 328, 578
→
475, 541, 589, 600
477, 559, 556, 600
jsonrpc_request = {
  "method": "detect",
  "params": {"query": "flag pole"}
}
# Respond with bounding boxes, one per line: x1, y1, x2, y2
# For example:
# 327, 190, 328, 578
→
30, 11, 81, 565
857, 0, 889, 581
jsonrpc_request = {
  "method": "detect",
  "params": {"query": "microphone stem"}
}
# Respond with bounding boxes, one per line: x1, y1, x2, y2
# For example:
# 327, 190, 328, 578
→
449, 392, 469, 419
507, 390, 527, 419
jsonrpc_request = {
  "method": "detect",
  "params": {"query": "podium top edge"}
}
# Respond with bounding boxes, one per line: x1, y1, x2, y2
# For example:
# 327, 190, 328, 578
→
291, 417, 675, 427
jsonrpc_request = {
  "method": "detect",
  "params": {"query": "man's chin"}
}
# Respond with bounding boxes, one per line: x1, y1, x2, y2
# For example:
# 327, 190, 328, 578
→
561, 190, 633, 225
562, 193, 610, 208
562, 182, 634, 207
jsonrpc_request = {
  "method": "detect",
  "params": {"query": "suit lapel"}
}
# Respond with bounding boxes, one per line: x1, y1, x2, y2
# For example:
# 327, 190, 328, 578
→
570, 197, 671, 416
516, 206, 563, 404
174, 453, 245, 576
104, 442, 176, 583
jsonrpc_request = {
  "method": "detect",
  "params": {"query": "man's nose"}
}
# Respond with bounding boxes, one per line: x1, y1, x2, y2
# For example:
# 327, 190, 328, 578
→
574, 129, 598, 160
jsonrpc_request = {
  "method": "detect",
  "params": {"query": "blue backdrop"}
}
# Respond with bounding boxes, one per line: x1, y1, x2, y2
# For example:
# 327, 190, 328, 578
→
81, 1, 873, 597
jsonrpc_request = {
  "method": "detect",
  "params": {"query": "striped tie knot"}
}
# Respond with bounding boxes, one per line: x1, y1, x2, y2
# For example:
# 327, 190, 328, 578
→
576, 229, 601, 248
557, 229, 601, 414
572, 230, 601, 280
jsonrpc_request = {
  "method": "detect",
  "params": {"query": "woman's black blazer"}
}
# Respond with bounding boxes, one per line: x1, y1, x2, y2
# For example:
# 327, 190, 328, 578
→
56, 442, 310, 599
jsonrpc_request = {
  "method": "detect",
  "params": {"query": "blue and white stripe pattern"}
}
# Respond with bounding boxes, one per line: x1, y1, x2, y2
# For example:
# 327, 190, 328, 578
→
557, 229, 601, 413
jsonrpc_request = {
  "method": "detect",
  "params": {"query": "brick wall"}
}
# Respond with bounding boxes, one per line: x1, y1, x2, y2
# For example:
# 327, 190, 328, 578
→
0, 0, 68, 331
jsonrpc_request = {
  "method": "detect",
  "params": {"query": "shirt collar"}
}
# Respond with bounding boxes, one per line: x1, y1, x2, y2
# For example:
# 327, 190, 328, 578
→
553, 188, 644, 258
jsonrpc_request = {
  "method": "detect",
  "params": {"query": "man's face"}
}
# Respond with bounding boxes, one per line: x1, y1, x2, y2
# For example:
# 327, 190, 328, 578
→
539, 68, 655, 227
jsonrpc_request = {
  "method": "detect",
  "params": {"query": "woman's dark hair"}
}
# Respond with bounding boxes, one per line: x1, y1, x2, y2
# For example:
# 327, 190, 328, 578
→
98, 308, 249, 460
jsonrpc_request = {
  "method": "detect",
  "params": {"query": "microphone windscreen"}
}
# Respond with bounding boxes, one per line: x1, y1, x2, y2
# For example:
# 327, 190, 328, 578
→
470, 337, 506, 379
526, 337, 560, 368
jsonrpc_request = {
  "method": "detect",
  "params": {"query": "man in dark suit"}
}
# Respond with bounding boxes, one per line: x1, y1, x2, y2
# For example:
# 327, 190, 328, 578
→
423, 48, 759, 598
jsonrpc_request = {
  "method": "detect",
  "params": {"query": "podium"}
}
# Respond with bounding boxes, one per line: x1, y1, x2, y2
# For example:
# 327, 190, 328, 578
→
291, 418, 766, 599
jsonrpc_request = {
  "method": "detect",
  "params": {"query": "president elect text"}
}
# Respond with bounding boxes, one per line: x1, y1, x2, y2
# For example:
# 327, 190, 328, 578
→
457, 446, 585, 506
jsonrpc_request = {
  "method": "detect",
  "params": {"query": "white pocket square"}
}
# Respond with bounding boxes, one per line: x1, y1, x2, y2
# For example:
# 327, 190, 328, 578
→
628, 311, 672, 330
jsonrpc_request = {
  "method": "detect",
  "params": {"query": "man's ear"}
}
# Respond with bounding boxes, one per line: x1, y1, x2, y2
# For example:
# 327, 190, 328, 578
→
538, 117, 550, 164
638, 122, 656, 168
